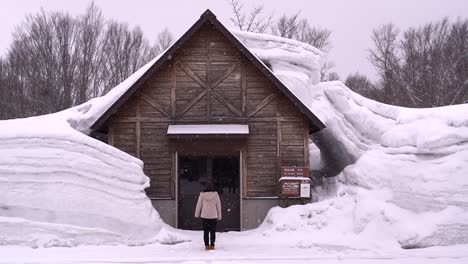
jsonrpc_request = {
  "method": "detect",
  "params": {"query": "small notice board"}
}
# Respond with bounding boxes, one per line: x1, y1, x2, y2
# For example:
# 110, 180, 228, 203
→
278, 167, 311, 199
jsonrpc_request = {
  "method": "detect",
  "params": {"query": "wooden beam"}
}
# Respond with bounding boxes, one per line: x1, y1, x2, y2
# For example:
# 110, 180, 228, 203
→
177, 90, 207, 118
241, 145, 247, 199
210, 61, 241, 89
140, 93, 171, 117
247, 93, 277, 117
241, 61, 246, 115
171, 62, 176, 117
112, 117, 171, 123
108, 125, 114, 146
168, 117, 248, 123
177, 62, 208, 89
276, 107, 282, 195
304, 121, 309, 169
111, 116, 292, 123
280, 117, 305, 122
211, 90, 242, 117
136, 95, 141, 159
172, 148, 176, 199
206, 30, 212, 120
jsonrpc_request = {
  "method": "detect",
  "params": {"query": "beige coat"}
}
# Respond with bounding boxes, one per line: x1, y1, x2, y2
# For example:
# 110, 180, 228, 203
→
194, 191, 222, 220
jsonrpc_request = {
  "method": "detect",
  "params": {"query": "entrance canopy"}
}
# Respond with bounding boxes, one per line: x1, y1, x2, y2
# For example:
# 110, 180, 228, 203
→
167, 124, 249, 137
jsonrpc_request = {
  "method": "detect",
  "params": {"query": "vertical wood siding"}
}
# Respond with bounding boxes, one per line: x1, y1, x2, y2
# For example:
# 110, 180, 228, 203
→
107, 22, 309, 198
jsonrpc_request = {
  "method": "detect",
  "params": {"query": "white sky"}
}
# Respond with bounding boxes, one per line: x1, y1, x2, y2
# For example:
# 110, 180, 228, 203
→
0, 0, 467, 80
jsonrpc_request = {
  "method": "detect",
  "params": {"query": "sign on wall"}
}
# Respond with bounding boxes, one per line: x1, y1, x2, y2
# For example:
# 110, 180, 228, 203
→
280, 166, 310, 177
280, 180, 301, 197
279, 167, 311, 198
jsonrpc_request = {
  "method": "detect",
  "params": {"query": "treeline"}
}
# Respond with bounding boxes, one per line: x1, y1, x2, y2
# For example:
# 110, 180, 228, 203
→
1, 2, 466, 121
227, 0, 468, 107
227, 0, 337, 81
346, 18, 468, 107
0, 3, 172, 119
0, 0, 337, 120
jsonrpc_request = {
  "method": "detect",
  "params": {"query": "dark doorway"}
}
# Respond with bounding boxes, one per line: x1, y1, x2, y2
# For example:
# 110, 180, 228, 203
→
178, 155, 240, 231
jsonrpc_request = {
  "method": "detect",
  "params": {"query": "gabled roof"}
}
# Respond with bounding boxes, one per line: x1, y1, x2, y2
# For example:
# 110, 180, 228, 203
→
90, 9, 325, 133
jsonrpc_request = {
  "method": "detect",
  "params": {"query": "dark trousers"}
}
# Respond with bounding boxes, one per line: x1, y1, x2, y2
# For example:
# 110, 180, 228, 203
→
202, 218, 217, 246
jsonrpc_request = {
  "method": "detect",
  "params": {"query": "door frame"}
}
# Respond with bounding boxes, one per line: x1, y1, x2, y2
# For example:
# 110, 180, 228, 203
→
175, 151, 243, 231
174, 151, 179, 228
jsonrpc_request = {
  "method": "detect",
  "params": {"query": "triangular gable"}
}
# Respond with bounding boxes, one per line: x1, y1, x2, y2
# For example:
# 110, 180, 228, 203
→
90, 9, 325, 132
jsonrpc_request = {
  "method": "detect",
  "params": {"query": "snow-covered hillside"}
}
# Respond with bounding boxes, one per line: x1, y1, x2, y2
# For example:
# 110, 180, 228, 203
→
1, 27, 467, 250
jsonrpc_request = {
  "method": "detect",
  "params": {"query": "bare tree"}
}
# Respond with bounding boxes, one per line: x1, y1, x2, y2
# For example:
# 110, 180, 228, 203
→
364, 18, 468, 107
5, 9, 79, 115
100, 22, 154, 93
326, 71, 340, 82
271, 13, 331, 51
52, 12, 79, 109
399, 18, 468, 107
153, 27, 173, 55
227, 2, 334, 82
76, 1, 105, 102
369, 23, 403, 104
0, 3, 161, 119
296, 20, 331, 51
0, 58, 8, 119
227, 0, 272, 33
271, 12, 301, 39
345, 72, 382, 101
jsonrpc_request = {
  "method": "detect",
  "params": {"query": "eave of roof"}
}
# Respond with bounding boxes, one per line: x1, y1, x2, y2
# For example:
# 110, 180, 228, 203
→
90, 9, 325, 133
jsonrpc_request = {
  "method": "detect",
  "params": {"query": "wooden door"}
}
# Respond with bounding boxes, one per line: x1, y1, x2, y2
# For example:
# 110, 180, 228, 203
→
178, 155, 240, 231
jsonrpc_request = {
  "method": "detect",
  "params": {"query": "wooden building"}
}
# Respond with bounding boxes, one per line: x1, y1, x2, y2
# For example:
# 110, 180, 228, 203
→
91, 10, 325, 231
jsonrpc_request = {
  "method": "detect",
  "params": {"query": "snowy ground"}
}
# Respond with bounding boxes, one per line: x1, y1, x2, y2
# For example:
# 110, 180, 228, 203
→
2, 229, 468, 264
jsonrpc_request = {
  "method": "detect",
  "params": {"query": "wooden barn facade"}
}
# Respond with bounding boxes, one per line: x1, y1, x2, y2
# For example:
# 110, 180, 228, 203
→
91, 10, 325, 231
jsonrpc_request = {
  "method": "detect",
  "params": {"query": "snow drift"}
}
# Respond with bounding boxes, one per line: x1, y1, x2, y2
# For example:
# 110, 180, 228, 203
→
0, 110, 164, 247
233, 30, 468, 249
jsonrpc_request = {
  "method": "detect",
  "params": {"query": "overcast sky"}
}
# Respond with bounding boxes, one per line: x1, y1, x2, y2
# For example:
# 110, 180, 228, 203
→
1, 0, 467, 80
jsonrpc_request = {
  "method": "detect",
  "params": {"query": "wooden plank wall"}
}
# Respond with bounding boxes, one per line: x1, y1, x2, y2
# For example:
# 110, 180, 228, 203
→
107, 22, 310, 198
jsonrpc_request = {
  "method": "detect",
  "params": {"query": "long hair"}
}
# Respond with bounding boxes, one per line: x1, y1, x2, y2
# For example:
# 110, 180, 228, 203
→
203, 181, 215, 192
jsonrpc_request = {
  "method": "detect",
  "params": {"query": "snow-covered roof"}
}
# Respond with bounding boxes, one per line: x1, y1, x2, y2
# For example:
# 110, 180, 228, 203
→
167, 124, 249, 135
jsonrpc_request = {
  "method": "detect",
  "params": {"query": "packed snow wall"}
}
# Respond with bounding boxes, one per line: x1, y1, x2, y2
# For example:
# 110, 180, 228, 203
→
234, 30, 468, 248
0, 110, 164, 247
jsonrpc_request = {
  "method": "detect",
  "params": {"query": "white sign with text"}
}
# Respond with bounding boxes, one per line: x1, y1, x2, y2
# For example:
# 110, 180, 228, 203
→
300, 183, 310, 198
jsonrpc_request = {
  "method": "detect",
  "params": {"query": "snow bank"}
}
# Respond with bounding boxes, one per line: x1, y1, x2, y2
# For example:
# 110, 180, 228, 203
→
234, 31, 468, 249
232, 30, 324, 103
0, 112, 164, 247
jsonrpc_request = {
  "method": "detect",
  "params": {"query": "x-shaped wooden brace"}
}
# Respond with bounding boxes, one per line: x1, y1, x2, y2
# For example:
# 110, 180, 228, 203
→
176, 61, 242, 117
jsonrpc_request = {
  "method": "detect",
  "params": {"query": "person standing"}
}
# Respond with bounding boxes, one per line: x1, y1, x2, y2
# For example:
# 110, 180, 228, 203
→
194, 182, 222, 250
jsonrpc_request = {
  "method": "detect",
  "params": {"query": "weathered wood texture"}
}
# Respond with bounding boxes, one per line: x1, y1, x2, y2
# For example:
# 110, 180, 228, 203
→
106, 22, 309, 198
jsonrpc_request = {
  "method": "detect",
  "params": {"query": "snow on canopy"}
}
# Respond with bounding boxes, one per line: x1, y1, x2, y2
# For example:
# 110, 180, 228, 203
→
1, 24, 467, 249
